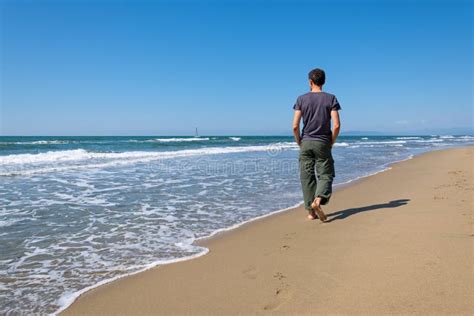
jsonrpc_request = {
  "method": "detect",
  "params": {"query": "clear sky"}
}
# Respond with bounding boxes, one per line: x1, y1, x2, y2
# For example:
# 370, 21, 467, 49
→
1, 0, 472, 136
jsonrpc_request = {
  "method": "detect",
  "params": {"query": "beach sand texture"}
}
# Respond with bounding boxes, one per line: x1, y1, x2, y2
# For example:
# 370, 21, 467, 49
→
62, 146, 473, 315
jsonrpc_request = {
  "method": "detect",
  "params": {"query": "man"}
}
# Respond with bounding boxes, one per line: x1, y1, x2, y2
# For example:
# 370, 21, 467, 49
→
292, 68, 341, 222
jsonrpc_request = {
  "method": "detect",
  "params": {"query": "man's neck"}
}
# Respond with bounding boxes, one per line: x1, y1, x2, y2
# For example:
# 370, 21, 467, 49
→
311, 86, 323, 92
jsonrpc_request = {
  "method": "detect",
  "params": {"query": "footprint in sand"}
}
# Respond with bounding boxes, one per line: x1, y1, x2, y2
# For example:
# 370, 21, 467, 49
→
263, 242, 291, 256
273, 272, 286, 280
242, 266, 259, 280
263, 282, 291, 311
280, 245, 290, 252
263, 272, 291, 311
283, 232, 296, 240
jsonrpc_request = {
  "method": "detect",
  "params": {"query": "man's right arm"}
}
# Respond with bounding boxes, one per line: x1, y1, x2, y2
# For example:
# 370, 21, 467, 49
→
330, 110, 341, 146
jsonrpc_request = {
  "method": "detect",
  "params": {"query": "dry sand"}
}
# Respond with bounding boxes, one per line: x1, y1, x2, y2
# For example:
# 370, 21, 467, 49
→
62, 146, 473, 315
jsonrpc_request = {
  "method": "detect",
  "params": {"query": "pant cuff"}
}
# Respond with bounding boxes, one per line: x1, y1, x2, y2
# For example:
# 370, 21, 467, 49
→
317, 195, 331, 205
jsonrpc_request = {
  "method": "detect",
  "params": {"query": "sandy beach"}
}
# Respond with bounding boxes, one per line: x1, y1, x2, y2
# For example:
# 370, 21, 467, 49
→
61, 146, 473, 315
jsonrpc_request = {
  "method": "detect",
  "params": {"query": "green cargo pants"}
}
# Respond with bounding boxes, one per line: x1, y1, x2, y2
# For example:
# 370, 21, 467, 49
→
299, 140, 335, 211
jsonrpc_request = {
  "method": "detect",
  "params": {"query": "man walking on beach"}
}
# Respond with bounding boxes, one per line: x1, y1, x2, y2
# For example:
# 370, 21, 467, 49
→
293, 68, 341, 222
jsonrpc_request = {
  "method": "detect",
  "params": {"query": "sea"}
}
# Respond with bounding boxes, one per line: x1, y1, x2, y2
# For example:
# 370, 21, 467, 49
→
1, 135, 473, 315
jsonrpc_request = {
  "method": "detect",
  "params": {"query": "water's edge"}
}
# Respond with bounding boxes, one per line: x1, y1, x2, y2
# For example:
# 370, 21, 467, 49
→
54, 145, 471, 315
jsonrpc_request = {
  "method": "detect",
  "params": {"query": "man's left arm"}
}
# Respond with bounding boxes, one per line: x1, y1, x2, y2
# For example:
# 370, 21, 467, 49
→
330, 110, 341, 146
293, 110, 302, 146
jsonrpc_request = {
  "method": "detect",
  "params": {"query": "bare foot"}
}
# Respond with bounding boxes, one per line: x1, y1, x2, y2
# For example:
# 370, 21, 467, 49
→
307, 210, 318, 220
311, 198, 327, 222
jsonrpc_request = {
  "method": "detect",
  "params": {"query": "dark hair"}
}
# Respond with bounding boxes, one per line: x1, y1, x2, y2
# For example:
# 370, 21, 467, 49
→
308, 68, 326, 86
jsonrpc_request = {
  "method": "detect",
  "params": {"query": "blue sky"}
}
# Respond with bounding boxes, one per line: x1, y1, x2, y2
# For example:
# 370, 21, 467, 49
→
1, 0, 472, 136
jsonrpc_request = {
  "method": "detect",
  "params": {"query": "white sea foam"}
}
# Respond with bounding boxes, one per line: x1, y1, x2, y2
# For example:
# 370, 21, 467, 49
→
0, 219, 21, 228
52, 199, 303, 315
229, 137, 241, 141
0, 140, 69, 145
0, 143, 300, 176
333, 142, 349, 147
30, 140, 69, 145
150, 137, 210, 142
0, 149, 91, 165
413, 139, 444, 143
53, 248, 210, 315
459, 135, 474, 139
0, 144, 297, 166
396, 137, 422, 140
357, 140, 406, 145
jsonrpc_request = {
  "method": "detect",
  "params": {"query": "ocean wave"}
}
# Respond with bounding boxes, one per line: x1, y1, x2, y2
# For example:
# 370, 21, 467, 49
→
0, 149, 93, 165
0, 145, 295, 165
413, 139, 444, 143
0, 140, 69, 145
0, 219, 21, 228
357, 140, 407, 145
396, 137, 422, 140
333, 142, 349, 147
0, 143, 299, 175
229, 137, 241, 141
149, 137, 210, 142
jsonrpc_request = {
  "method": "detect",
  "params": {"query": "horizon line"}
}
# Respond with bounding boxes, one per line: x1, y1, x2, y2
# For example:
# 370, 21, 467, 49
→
1, 133, 473, 137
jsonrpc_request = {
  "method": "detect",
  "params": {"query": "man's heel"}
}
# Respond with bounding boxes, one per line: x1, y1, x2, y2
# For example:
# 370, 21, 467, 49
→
311, 200, 327, 222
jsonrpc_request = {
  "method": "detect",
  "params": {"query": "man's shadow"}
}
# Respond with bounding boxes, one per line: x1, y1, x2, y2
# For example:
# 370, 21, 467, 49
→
325, 199, 410, 223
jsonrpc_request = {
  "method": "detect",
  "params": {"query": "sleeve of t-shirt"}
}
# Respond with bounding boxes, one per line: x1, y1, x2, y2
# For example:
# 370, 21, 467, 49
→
293, 97, 301, 111
331, 96, 341, 111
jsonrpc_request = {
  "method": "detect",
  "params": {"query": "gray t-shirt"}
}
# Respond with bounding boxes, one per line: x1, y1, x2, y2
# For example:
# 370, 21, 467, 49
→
293, 92, 341, 144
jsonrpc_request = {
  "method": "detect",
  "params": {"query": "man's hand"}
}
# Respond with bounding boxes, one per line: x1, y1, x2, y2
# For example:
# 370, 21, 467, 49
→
293, 110, 302, 146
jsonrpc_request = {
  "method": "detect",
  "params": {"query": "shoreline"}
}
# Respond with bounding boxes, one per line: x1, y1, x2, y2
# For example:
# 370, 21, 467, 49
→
58, 145, 473, 315
54, 147, 414, 315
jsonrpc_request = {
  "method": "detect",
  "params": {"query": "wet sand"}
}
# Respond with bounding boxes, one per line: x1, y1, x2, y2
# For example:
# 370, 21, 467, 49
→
62, 146, 473, 315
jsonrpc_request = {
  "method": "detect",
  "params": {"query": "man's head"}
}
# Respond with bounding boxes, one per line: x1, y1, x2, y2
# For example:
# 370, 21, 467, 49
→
308, 68, 326, 88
